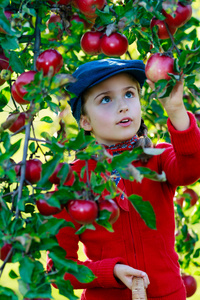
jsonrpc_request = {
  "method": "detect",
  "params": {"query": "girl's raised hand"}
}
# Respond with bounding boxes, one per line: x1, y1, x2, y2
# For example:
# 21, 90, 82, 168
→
146, 79, 190, 131
113, 264, 150, 290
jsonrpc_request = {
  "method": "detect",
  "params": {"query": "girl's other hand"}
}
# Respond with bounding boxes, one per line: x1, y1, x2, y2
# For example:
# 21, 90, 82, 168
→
113, 264, 150, 290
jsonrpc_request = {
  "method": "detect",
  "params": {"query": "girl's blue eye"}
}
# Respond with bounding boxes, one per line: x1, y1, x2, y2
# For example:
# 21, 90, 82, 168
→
125, 91, 133, 99
101, 96, 111, 104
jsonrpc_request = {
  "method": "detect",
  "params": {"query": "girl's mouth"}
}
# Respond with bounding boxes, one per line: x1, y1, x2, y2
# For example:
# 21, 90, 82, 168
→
117, 118, 132, 127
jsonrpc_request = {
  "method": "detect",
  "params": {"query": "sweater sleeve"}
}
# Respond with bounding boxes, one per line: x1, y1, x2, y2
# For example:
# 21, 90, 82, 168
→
157, 112, 200, 186
48, 209, 126, 290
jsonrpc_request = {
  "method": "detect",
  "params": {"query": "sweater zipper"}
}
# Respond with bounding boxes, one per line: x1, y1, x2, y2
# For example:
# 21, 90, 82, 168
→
128, 195, 138, 269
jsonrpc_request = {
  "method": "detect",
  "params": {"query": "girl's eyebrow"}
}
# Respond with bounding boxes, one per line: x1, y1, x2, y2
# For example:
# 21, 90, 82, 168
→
94, 91, 111, 100
94, 86, 136, 100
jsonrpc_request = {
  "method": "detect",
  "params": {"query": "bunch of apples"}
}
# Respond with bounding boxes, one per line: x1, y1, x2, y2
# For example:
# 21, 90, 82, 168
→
146, 1, 192, 83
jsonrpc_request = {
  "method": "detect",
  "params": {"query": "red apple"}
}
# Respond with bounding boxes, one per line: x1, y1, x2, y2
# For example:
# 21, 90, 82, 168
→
47, 14, 63, 40
48, 162, 73, 185
182, 187, 198, 207
36, 49, 63, 76
145, 53, 176, 82
175, 187, 198, 208
0, 243, 12, 262
14, 71, 37, 102
0, 51, 13, 85
67, 199, 98, 224
15, 159, 42, 184
36, 192, 62, 216
81, 31, 103, 55
100, 32, 129, 56
162, 2, 192, 28
99, 199, 120, 224
11, 81, 29, 105
76, 0, 106, 18
182, 274, 197, 297
150, 17, 177, 39
71, 13, 91, 29
48, 14, 61, 25
8, 112, 26, 133
0, 52, 12, 71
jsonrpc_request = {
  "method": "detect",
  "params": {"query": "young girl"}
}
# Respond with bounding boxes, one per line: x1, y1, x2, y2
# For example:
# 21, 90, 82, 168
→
48, 58, 200, 300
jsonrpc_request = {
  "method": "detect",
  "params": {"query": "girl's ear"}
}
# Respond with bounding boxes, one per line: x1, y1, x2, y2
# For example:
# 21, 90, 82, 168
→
80, 115, 92, 131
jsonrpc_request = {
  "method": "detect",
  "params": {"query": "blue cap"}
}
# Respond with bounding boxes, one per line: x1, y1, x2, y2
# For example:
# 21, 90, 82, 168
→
67, 58, 146, 123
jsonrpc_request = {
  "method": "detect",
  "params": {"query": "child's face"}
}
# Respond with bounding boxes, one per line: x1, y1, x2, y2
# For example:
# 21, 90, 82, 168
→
80, 73, 141, 146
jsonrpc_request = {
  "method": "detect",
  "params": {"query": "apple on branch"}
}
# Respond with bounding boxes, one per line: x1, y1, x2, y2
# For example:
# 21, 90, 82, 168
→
36, 49, 63, 76
81, 31, 103, 55
182, 274, 197, 297
67, 199, 98, 225
145, 52, 177, 83
15, 159, 42, 184
98, 198, 120, 224
162, 2, 192, 29
12, 71, 37, 105
100, 32, 129, 57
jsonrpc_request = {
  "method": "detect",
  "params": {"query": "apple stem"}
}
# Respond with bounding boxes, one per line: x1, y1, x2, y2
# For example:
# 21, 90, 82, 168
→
163, 20, 181, 56
9, 79, 19, 110
29, 137, 52, 144
15, 123, 31, 218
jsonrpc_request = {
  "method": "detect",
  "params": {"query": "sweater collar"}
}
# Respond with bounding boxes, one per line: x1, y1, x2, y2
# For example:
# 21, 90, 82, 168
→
103, 135, 138, 155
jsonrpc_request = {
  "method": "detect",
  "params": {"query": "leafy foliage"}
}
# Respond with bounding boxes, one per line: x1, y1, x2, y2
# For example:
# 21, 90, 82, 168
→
0, 0, 199, 299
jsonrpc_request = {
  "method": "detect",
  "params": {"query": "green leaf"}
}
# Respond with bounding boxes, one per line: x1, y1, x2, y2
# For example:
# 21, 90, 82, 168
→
9, 139, 22, 156
71, 264, 96, 283
128, 194, 156, 229
38, 154, 62, 187
0, 286, 18, 300
68, 129, 93, 151
38, 237, 58, 250
56, 278, 78, 300
0, 92, 8, 111
9, 269, 18, 279
0, 8, 13, 35
29, 142, 36, 153
40, 116, 53, 123
75, 223, 96, 235
19, 256, 35, 284
96, 210, 114, 232
38, 218, 71, 237
1, 36, 19, 50
193, 248, 200, 259
24, 282, 51, 299
9, 51, 25, 73
111, 148, 143, 170
0, 0, 9, 8
22, 4, 36, 17
137, 167, 166, 182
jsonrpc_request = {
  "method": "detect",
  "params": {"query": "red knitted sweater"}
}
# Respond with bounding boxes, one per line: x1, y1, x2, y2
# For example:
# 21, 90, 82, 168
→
48, 112, 200, 300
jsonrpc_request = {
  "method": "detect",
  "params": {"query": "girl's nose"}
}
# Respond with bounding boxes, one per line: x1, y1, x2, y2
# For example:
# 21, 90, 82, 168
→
118, 98, 128, 113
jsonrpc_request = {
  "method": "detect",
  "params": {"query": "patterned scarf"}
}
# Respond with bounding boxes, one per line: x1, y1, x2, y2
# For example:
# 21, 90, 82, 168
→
104, 135, 138, 156
104, 135, 138, 192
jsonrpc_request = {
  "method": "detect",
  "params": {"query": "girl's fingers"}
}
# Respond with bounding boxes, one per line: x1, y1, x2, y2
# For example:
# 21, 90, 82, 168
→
130, 270, 150, 289
146, 79, 155, 90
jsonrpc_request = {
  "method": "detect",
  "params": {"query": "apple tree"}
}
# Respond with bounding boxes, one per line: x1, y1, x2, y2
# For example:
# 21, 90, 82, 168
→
0, 0, 200, 299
